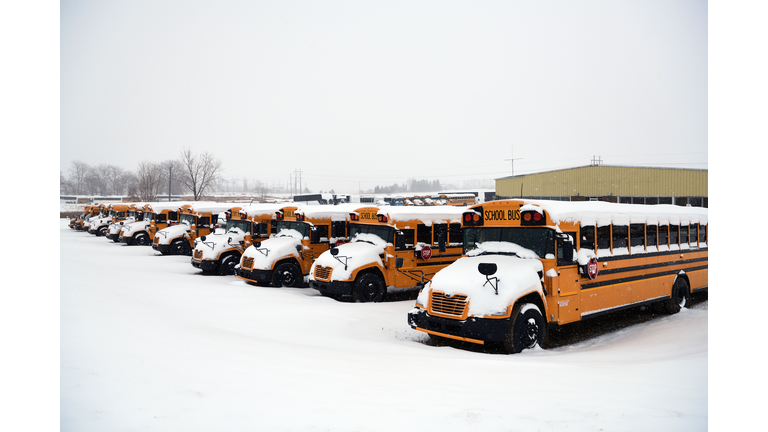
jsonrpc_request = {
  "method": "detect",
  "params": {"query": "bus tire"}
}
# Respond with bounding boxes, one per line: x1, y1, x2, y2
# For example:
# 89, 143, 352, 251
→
503, 303, 545, 354
171, 239, 187, 255
219, 254, 239, 276
354, 273, 386, 303
665, 277, 690, 314
272, 262, 303, 288
97, 226, 107, 236
135, 233, 149, 246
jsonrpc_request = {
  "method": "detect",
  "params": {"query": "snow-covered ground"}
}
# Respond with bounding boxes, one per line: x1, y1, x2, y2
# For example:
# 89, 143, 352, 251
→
60, 219, 708, 431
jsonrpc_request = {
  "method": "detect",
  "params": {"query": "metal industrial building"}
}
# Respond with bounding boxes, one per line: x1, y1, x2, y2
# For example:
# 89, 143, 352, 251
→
496, 165, 708, 207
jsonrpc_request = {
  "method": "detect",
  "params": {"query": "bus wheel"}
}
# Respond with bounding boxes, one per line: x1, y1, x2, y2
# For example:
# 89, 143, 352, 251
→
503, 303, 545, 354
171, 239, 187, 255
97, 227, 107, 236
272, 263, 303, 288
219, 254, 239, 276
354, 274, 386, 303
665, 278, 690, 314
135, 233, 149, 246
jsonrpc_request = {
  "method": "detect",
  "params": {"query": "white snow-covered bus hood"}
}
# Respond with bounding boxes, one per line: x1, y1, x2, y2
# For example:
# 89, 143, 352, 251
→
309, 241, 385, 282
112, 217, 138, 235
154, 223, 191, 245
193, 229, 246, 260
121, 220, 151, 237
242, 233, 304, 270
417, 255, 544, 317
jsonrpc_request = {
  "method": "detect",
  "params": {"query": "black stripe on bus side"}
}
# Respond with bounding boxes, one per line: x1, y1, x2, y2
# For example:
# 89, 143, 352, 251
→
596, 247, 708, 263
415, 260, 457, 268
597, 256, 708, 277
581, 265, 708, 290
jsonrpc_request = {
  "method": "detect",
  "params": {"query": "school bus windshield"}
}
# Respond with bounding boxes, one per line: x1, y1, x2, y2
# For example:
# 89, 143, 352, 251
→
349, 224, 395, 245
226, 219, 251, 234
464, 227, 554, 258
276, 221, 310, 238
180, 214, 197, 225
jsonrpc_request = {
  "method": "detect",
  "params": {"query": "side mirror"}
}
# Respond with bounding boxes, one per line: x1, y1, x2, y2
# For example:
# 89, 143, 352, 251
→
396, 257, 404, 269
395, 231, 405, 249
330, 247, 339, 256
296, 244, 302, 253
438, 232, 446, 253
478, 263, 498, 276
254, 241, 261, 248
200, 236, 206, 242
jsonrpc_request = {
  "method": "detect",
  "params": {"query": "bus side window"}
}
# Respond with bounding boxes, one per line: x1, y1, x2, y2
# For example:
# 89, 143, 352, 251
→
400, 229, 415, 249
557, 233, 577, 266
699, 224, 707, 245
670, 225, 679, 248
630, 224, 645, 251
613, 225, 629, 254
331, 221, 347, 239
417, 224, 431, 245
659, 225, 669, 249
199, 216, 210, 227
169, 211, 178, 221
597, 225, 611, 254
580, 225, 595, 252
646, 225, 657, 251
448, 223, 463, 246
313, 225, 329, 243
157, 214, 167, 223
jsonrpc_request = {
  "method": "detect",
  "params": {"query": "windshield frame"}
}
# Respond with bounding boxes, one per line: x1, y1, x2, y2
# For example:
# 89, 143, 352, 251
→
349, 223, 395, 245
463, 226, 555, 259
226, 219, 252, 234
276, 221, 311, 239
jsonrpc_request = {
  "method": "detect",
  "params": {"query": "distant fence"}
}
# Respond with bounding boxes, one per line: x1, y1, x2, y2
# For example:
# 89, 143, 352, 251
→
61, 212, 80, 219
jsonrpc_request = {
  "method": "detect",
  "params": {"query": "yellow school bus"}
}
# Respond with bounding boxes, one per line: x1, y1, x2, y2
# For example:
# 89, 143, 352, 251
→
236, 204, 355, 287
152, 202, 232, 255
88, 203, 131, 236
408, 199, 708, 353
191, 204, 283, 275
70, 205, 101, 230
308, 206, 467, 302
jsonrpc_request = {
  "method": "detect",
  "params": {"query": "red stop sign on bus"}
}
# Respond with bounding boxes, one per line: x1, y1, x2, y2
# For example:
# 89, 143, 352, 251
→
587, 257, 599, 280
421, 245, 432, 260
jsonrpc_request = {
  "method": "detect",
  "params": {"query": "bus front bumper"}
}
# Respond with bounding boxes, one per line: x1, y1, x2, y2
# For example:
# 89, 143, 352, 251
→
309, 279, 355, 300
407, 308, 511, 344
235, 267, 272, 285
191, 259, 218, 273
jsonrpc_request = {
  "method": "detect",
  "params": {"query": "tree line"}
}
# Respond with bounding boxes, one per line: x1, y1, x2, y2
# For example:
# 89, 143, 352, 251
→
60, 148, 223, 201
372, 179, 443, 195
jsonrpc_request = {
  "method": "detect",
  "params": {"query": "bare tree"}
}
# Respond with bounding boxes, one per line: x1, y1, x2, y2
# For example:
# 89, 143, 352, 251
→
134, 161, 164, 201
178, 147, 223, 200
68, 160, 91, 194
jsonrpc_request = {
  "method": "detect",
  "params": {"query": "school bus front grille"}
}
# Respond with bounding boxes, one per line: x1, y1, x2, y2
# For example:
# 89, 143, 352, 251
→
314, 265, 333, 281
242, 256, 254, 270
429, 292, 468, 317
193, 249, 203, 260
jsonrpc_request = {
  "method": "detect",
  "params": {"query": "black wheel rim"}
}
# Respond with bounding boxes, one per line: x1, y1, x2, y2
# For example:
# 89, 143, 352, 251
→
522, 317, 539, 349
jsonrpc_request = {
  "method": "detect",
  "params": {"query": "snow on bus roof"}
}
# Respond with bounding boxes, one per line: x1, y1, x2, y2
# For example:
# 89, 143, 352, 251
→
294, 203, 362, 221
518, 199, 708, 226
236, 203, 287, 217
185, 202, 239, 213
357, 205, 469, 225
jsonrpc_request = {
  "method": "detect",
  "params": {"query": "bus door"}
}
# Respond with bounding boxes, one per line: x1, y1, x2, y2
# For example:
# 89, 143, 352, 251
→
553, 231, 582, 325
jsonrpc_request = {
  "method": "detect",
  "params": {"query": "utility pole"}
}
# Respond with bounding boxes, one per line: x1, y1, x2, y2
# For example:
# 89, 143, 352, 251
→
591, 155, 603, 166
504, 146, 523, 176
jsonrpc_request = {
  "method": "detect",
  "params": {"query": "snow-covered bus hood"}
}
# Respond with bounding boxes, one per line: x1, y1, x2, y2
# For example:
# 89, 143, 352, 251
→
111, 217, 137, 235
417, 255, 544, 317
242, 233, 304, 270
193, 229, 246, 260
121, 219, 151, 237
309, 241, 385, 282
154, 223, 191, 245
89, 216, 111, 228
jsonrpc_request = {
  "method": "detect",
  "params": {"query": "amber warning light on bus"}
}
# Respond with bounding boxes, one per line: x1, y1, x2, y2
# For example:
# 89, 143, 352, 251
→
521, 209, 545, 226
463, 209, 483, 227
377, 214, 388, 223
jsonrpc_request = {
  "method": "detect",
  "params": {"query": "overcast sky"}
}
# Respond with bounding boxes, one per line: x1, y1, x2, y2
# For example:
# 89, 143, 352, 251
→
59, 0, 708, 194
